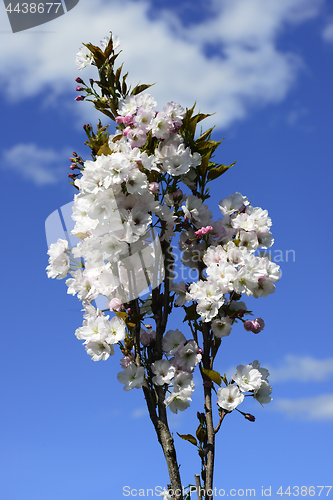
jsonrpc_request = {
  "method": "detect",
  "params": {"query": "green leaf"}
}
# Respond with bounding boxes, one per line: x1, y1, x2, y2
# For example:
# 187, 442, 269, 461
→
114, 311, 128, 321
97, 143, 111, 156
122, 72, 128, 95
196, 423, 207, 443
104, 33, 116, 59
177, 433, 197, 446
131, 83, 155, 96
207, 161, 236, 181
83, 43, 105, 69
201, 368, 222, 386
196, 127, 216, 143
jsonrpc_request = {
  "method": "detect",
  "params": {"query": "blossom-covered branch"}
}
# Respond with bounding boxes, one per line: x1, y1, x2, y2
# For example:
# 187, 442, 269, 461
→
46, 32, 280, 500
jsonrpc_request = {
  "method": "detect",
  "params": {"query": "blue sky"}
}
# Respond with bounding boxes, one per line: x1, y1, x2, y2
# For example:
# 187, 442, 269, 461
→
1, 0, 333, 499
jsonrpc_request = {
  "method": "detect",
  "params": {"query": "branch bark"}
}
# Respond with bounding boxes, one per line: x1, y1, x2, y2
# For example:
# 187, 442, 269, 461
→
141, 239, 183, 499
201, 322, 215, 500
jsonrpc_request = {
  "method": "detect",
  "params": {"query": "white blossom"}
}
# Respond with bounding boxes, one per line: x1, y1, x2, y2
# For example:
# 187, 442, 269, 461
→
211, 317, 233, 338
254, 380, 273, 405
164, 388, 192, 413
85, 340, 114, 361
46, 238, 70, 279
162, 329, 186, 356
151, 360, 176, 386
174, 340, 201, 372
117, 363, 145, 391
75, 46, 93, 70
233, 364, 262, 392
217, 385, 244, 411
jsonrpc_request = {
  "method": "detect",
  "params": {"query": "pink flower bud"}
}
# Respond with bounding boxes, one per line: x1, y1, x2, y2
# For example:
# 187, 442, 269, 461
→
115, 115, 133, 127
244, 413, 256, 422
196, 226, 213, 238
120, 355, 134, 368
149, 182, 159, 194
75, 77, 84, 84
244, 320, 253, 331
244, 318, 265, 334
251, 318, 265, 334
109, 298, 123, 312
140, 331, 151, 347
76, 85, 84, 91
173, 189, 183, 198
75, 95, 85, 101
123, 115, 134, 126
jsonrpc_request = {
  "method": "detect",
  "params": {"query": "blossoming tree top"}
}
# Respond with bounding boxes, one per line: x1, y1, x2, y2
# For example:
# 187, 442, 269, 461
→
46, 33, 280, 500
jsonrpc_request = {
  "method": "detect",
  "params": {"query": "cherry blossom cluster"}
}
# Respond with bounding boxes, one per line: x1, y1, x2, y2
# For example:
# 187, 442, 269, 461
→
46, 35, 279, 419
171, 192, 281, 329
217, 361, 272, 411
57, 98, 201, 311
75, 304, 126, 361
117, 328, 202, 412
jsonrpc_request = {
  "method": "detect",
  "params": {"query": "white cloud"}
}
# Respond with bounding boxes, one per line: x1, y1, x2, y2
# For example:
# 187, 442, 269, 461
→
0, 0, 324, 129
131, 408, 147, 419
268, 355, 333, 383
1, 143, 69, 185
286, 106, 309, 126
274, 394, 333, 421
322, 21, 333, 42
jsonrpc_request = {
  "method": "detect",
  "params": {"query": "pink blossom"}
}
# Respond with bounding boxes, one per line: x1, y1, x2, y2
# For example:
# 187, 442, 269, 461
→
120, 355, 134, 368
149, 182, 160, 193
116, 115, 133, 126
244, 318, 265, 334
195, 226, 214, 239
109, 298, 123, 311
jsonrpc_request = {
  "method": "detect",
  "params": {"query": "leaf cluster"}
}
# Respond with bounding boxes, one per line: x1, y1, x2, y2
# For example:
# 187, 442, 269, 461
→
179, 104, 236, 200
83, 119, 111, 159
81, 34, 154, 122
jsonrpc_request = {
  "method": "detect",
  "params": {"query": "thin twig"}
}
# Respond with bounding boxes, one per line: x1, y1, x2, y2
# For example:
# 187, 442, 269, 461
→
214, 410, 227, 434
